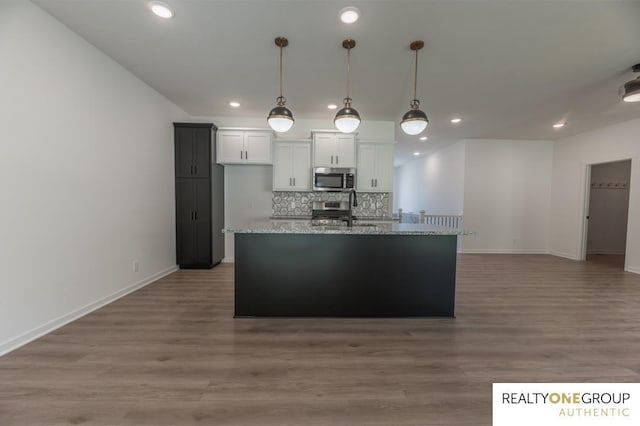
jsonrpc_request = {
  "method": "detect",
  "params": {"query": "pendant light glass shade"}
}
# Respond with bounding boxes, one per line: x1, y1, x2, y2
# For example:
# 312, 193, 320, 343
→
334, 98, 361, 133
335, 39, 360, 133
400, 41, 429, 136
268, 99, 295, 132
267, 116, 295, 132
268, 37, 294, 133
400, 100, 429, 135
334, 114, 361, 133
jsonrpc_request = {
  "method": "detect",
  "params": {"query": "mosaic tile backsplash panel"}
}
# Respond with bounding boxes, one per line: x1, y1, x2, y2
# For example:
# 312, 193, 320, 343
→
273, 192, 391, 218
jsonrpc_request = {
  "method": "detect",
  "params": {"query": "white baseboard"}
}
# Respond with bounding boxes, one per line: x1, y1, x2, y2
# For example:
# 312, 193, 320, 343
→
222, 257, 234, 263
459, 249, 549, 254
0, 265, 178, 357
625, 265, 640, 275
548, 250, 582, 261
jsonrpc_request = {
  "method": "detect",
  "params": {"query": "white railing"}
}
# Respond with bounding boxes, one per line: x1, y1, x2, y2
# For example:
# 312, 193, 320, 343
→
420, 213, 463, 228
397, 209, 463, 228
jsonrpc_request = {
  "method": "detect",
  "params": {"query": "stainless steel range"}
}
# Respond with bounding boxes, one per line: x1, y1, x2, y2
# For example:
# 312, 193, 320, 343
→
310, 201, 352, 226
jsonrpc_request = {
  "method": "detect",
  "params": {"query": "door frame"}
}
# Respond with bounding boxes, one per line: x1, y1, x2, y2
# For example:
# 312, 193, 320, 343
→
579, 163, 592, 261
579, 158, 633, 271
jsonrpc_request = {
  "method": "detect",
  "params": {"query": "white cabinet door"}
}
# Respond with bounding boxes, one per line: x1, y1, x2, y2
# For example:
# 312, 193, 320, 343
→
356, 144, 376, 192
217, 130, 244, 164
245, 132, 272, 164
335, 134, 356, 167
217, 130, 273, 165
313, 133, 336, 167
356, 143, 394, 192
273, 142, 311, 191
313, 132, 355, 167
291, 143, 311, 190
273, 143, 293, 190
374, 144, 394, 192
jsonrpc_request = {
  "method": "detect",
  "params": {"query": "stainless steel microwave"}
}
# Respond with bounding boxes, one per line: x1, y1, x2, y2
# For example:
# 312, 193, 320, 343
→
313, 167, 355, 192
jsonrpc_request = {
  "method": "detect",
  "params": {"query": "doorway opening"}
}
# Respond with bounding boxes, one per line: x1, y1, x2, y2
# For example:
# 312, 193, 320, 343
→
582, 159, 632, 269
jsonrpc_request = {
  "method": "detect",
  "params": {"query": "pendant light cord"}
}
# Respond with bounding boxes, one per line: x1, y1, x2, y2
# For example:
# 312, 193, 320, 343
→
346, 47, 351, 100
279, 45, 284, 99
340, 39, 356, 110
413, 48, 418, 101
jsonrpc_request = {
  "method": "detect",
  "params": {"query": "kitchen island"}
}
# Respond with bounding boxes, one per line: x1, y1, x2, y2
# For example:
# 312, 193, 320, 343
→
224, 221, 472, 318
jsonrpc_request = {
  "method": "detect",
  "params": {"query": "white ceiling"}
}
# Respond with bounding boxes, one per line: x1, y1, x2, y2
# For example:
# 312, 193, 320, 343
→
33, 0, 640, 165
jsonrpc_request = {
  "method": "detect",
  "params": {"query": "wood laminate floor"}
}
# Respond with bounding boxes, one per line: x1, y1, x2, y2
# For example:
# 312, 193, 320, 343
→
1, 254, 639, 425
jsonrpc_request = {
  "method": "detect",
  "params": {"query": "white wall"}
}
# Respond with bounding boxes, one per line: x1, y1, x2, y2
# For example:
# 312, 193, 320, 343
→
587, 160, 631, 254
0, 1, 188, 355
550, 118, 640, 273
461, 139, 554, 253
394, 141, 465, 215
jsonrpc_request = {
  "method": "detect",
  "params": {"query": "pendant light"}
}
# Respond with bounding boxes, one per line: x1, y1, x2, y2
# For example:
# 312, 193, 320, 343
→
622, 64, 640, 103
334, 39, 361, 134
267, 37, 294, 133
400, 40, 429, 135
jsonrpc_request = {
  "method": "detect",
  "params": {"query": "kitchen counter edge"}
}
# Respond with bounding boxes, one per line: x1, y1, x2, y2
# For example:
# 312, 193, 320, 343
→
224, 221, 474, 236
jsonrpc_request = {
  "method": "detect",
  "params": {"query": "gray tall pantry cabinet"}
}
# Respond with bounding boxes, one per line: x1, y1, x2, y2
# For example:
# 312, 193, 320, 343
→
174, 123, 224, 268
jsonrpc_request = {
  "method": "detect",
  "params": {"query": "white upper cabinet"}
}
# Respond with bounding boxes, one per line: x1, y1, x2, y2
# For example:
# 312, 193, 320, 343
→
273, 141, 311, 191
356, 143, 394, 192
217, 129, 273, 165
312, 131, 356, 168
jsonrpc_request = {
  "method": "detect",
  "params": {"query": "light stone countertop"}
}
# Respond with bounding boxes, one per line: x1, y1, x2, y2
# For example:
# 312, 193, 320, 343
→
224, 220, 474, 236
269, 215, 395, 221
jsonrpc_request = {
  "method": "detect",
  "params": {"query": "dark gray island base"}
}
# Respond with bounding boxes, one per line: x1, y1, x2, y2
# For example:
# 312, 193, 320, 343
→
231, 222, 469, 317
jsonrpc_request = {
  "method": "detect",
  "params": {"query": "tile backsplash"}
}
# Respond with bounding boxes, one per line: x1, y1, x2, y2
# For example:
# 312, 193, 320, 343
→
272, 192, 391, 218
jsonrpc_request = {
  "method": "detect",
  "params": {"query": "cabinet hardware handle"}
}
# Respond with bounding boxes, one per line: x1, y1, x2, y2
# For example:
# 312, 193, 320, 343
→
194, 211, 198, 221
293, 177, 296, 186
374, 179, 377, 187
289, 177, 292, 186
194, 165, 197, 175
191, 211, 194, 221
245, 151, 248, 160
336, 156, 339, 164
240, 151, 243, 160
331, 155, 334, 164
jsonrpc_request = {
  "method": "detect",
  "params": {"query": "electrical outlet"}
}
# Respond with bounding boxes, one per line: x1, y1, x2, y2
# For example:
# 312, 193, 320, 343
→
133, 260, 139, 273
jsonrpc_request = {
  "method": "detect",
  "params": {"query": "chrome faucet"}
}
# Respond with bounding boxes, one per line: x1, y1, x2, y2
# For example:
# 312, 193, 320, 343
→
347, 189, 358, 227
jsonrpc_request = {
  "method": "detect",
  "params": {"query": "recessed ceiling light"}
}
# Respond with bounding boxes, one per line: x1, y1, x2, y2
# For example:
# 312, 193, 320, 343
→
339, 7, 360, 24
327, 104, 338, 110
419, 136, 428, 141
413, 152, 420, 156
229, 101, 240, 108
149, 1, 174, 19
450, 117, 462, 124
553, 122, 565, 129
